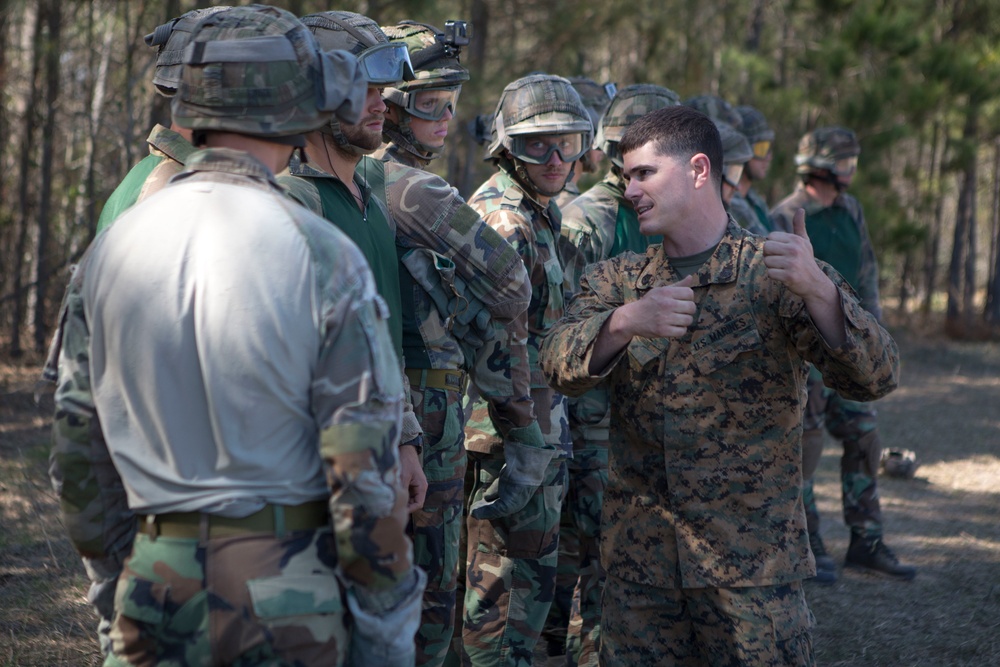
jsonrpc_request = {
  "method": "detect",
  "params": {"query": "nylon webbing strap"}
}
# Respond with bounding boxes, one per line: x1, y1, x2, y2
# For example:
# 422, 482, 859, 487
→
184, 36, 297, 64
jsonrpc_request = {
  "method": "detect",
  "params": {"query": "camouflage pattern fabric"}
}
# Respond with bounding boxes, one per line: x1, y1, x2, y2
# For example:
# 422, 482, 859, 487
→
728, 191, 769, 236
171, 6, 366, 138
373, 141, 427, 169
463, 455, 568, 667
360, 153, 538, 667
277, 157, 424, 446
106, 530, 350, 666
409, 384, 468, 667
466, 165, 571, 458
539, 222, 900, 593
52, 148, 420, 664
553, 180, 581, 211
773, 187, 887, 539
545, 166, 665, 666
96, 125, 195, 233
601, 574, 815, 667
460, 164, 573, 665
771, 185, 882, 536
45, 122, 194, 656
802, 372, 883, 538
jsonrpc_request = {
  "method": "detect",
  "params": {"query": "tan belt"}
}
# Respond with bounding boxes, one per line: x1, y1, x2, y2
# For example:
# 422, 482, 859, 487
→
405, 368, 468, 393
138, 501, 328, 540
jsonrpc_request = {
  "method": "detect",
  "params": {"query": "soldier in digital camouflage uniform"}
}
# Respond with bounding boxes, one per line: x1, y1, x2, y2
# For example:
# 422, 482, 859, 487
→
461, 73, 592, 667
277, 11, 429, 513
49, 6, 426, 665
733, 104, 776, 232
370, 20, 544, 667
552, 83, 680, 667
540, 105, 901, 666
552, 77, 614, 211
771, 127, 917, 583
41, 7, 229, 656
95, 6, 230, 233
374, 19, 470, 170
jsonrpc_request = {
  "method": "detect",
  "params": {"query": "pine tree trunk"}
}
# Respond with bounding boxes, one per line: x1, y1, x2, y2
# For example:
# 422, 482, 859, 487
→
984, 139, 1000, 324
946, 103, 978, 338
9, 5, 43, 356
32, 0, 61, 352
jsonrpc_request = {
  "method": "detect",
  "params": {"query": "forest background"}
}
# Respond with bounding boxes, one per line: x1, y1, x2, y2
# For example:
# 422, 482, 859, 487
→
2, 0, 1000, 354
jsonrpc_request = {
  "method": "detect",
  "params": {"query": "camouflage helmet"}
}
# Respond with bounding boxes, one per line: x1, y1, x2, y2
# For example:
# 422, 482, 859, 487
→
301, 11, 413, 152
715, 121, 752, 189
383, 21, 470, 98
145, 6, 231, 97
380, 20, 471, 161
302, 11, 413, 84
171, 5, 366, 143
597, 84, 681, 167
567, 77, 615, 132
684, 94, 743, 130
736, 105, 775, 144
795, 126, 860, 176
488, 74, 594, 161
716, 121, 753, 166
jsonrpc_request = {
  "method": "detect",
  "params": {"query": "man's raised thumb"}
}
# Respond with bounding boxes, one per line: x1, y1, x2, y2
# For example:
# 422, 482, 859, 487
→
792, 208, 809, 239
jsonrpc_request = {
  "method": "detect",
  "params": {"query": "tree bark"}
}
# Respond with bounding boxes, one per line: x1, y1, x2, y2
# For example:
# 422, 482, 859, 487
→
33, 0, 61, 352
921, 119, 944, 316
984, 138, 1000, 324
945, 102, 978, 338
9, 5, 43, 356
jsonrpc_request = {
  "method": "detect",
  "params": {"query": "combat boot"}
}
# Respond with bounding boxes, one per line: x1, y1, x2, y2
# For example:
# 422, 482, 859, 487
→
845, 534, 917, 581
807, 531, 837, 584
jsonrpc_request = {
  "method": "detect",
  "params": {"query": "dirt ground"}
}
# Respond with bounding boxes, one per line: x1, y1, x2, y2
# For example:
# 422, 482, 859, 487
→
1, 322, 998, 666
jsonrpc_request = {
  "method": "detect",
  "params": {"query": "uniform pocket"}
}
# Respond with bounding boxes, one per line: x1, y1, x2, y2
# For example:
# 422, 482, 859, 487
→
246, 573, 343, 619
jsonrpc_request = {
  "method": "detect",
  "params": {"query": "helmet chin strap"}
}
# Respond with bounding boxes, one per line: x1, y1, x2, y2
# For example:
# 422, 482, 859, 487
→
384, 114, 442, 161
807, 169, 847, 192
504, 152, 572, 200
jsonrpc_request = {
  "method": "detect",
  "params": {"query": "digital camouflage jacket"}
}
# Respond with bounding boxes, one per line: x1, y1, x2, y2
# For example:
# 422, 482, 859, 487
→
540, 222, 900, 589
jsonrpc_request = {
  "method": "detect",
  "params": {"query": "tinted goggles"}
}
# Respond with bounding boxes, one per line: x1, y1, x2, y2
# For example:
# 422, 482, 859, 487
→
510, 133, 588, 165
752, 141, 772, 159
723, 163, 745, 189
406, 87, 461, 121
832, 155, 858, 176
358, 43, 415, 85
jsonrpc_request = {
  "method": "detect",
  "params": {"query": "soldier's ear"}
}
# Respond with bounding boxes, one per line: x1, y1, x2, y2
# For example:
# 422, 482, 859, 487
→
690, 153, 712, 190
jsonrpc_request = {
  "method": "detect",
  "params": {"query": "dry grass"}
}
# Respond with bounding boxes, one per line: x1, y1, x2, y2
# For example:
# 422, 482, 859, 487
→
2, 322, 998, 667
806, 323, 1000, 667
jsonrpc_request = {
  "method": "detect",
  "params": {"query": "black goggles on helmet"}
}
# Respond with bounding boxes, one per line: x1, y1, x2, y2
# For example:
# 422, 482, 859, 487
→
358, 43, 415, 85
510, 133, 589, 165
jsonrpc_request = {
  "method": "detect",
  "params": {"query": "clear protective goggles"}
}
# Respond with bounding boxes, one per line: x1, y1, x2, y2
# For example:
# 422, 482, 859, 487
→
358, 43, 415, 85
510, 133, 589, 165
832, 155, 858, 176
752, 140, 772, 159
405, 87, 461, 121
722, 163, 745, 188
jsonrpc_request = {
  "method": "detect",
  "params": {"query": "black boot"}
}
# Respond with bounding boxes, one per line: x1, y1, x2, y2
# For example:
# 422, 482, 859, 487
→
807, 531, 838, 584
845, 534, 917, 581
